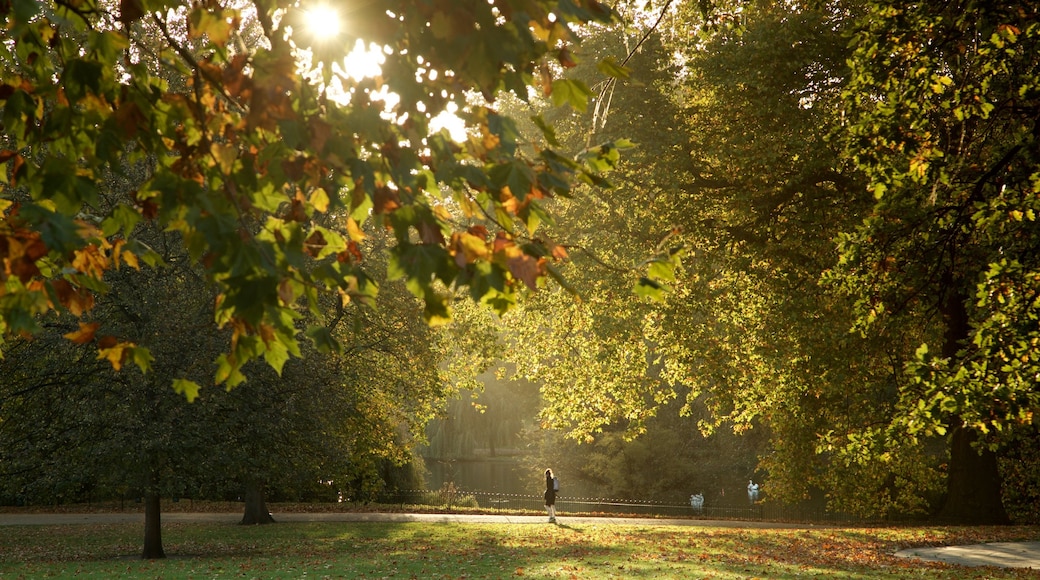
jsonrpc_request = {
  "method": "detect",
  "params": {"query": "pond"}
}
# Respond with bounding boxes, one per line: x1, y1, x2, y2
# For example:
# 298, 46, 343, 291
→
423, 457, 533, 495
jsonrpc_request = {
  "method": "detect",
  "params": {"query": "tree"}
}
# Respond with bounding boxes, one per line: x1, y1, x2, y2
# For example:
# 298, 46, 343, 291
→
0, 254, 454, 554
0, 0, 628, 392
834, 0, 1040, 523
647, 0, 951, 517
498, 0, 952, 520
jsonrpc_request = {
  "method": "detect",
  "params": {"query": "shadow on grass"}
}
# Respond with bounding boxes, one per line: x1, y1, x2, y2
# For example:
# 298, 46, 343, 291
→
2, 520, 1037, 579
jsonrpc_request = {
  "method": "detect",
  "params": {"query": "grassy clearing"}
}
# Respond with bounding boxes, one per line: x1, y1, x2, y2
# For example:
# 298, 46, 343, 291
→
0, 521, 1037, 579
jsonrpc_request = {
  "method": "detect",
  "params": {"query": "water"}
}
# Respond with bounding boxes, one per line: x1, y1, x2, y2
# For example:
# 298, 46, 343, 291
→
423, 457, 531, 494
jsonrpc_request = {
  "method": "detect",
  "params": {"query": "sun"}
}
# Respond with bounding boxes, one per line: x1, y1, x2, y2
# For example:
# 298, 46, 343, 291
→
303, 4, 342, 41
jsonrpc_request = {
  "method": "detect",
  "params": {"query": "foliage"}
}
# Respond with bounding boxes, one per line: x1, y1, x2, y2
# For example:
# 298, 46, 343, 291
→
0, 520, 1038, 578
999, 427, 1040, 524
492, 0, 945, 518
0, 0, 629, 390
833, 0, 1040, 447
491, 0, 1040, 522
0, 225, 452, 507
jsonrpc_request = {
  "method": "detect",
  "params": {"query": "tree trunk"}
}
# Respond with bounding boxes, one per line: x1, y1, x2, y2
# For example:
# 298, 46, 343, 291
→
936, 280, 1009, 524
939, 425, 1010, 524
240, 478, 275, 525
141, 490, 166, 559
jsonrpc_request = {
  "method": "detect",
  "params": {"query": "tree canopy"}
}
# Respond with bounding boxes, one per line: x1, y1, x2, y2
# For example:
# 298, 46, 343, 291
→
0, 0, 629, 390
493, 0, 1040, 523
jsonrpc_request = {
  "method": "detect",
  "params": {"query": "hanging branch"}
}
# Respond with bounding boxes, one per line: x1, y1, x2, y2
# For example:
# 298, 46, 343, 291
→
588, 0, 676, 146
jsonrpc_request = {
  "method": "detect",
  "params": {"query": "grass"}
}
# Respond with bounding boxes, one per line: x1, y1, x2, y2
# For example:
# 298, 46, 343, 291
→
1, 519, 1038, 579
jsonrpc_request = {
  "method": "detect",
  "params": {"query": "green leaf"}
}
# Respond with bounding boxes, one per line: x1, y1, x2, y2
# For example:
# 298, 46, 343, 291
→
61, 59, 103, 102
488, 112, 522, 155
39, 157, 97, 214
647, 258, 677, 282
102, 204, 143, 237
530, 114, 560, 147
597, 56, 630, 79
551, 79, 594, 112
633, 276, 668, 301
172, 379, 201, 403
306, 325, 342, 355
129, 345, 154, 374
263, 337, 291, 375
215, 353, 248, 388
488, 161, 534, 198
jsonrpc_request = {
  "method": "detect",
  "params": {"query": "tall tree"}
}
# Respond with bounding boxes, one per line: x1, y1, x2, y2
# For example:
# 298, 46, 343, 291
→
834, 0, 1040, 523
500, 0, 951, 519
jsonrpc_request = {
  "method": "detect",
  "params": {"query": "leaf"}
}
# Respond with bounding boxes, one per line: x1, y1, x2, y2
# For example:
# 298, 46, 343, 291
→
215, 353, 248, 388
119, 0, 144, 25
647, 258, 677, 282
306, 325, 342, 355
189, 7, 233, 45
633, 276, 668, 302
489, 161, 534, 200
597, 56, 630, 79
263, 337, 291, 375
96, 338, 131, 371
60, 59, 103, 103
507, 252, 542, 291
172, 379, 201, 403
101, 203, 143, 237
210, 143, 237, 175
129, 345, 153, 373
309, 187, 330, 213
530, 114, 560, 147
551, 79, 594, 112
63, 322, 99, 344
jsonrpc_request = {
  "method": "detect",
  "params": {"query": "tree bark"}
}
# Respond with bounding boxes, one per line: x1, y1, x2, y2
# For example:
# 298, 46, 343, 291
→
938, 424, 1010, 524
936, 280, 1009, 524
240, 478, 275, 525
141, 489, 166, 559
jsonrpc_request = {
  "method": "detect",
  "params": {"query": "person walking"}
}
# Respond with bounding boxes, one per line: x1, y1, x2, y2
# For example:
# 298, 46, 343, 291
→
544, 468, 557, 523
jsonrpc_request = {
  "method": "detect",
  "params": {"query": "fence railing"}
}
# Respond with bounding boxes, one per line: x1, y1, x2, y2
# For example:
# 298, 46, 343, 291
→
375, 489, 871, 525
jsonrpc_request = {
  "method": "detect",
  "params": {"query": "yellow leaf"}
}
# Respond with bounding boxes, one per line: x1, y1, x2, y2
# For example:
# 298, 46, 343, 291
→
122, 250, 140, 270
457, 232, 490, 262
210, 142, 237, 174
346, 217, 366, 242
309, 187, 330, 213
173, 379, 201, 403
97, 340, 129, 371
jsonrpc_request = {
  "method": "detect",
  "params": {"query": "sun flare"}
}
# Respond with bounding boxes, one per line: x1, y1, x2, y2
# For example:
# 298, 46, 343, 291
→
303, 4, 342, 40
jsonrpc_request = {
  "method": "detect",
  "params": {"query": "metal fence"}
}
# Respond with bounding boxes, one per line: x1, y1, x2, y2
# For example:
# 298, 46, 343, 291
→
375, 489, 872, 525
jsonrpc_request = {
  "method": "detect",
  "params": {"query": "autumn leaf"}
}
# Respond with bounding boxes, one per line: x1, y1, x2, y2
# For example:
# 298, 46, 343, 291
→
71, 245, 109, 278
96, 337, 130, 371
63, 321, 99, 344
278, 279, 295, 305
508, 253, 543, 291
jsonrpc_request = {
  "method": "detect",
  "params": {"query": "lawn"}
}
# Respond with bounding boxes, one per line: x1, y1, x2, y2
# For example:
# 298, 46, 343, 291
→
0, 519, 1037, 579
